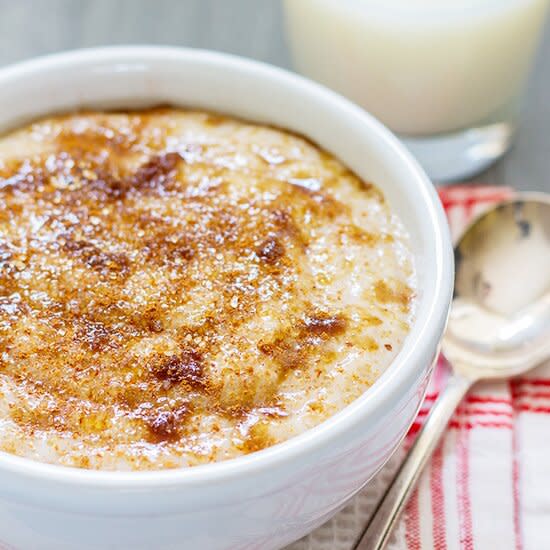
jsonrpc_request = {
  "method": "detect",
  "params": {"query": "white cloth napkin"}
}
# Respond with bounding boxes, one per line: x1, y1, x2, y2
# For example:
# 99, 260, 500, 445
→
287, 185, 550, 550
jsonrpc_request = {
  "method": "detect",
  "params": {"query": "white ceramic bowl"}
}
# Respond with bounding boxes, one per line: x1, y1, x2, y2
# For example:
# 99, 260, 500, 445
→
0, 46, 453, 550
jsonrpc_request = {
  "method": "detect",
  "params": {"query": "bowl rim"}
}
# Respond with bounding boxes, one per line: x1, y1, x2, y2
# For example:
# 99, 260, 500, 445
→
0, 45, 453, 489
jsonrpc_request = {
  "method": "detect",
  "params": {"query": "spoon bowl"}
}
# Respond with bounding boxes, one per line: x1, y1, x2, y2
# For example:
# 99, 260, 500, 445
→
444, 193, 550, 378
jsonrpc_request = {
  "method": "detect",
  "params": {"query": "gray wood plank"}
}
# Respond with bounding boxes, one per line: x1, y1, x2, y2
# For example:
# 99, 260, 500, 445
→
483, 17, 550, 193
0, 0, 289, 66
0, 0, 547, 192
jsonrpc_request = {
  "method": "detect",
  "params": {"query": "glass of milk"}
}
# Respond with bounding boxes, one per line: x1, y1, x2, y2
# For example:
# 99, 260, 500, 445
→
284, 0, 550, 182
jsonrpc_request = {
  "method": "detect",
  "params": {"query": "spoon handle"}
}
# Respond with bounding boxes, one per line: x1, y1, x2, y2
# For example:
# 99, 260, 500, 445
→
353, 373, 473, 550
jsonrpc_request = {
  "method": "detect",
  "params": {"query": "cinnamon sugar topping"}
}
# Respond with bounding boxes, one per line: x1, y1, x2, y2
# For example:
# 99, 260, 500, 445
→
0, 108, 415, 469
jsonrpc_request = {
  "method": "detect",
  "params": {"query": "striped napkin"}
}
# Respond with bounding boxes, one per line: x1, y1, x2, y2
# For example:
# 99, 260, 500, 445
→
288, 185, 550, 550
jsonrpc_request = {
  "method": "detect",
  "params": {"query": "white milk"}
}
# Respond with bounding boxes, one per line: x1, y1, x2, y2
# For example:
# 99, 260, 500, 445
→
284, 0, 549, 136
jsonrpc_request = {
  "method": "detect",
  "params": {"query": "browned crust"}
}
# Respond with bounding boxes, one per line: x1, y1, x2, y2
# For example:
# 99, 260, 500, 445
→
0, 108, 411, 463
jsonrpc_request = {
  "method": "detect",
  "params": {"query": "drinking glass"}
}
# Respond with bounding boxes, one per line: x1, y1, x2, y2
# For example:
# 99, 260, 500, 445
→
284, 0, 550, 182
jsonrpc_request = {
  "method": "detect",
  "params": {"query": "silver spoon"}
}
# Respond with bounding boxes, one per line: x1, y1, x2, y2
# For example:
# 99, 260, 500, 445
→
354, 192, 550, 550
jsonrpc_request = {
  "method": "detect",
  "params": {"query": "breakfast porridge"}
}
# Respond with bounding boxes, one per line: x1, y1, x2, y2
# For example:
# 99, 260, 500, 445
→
0, 109, 415, 470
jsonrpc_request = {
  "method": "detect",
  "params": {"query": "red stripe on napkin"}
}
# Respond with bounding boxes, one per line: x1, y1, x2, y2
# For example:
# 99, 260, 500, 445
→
510, 381, 524, 550
405, 489, 422, 550
431, 444, 447, 550
456, 426, 474, 550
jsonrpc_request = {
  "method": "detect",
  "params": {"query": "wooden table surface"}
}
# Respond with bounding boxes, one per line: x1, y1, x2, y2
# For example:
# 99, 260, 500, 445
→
0, 0, 548, 193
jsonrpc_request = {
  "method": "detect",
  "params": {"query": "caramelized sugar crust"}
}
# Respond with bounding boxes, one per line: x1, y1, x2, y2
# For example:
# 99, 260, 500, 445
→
0, 109, 415, 469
